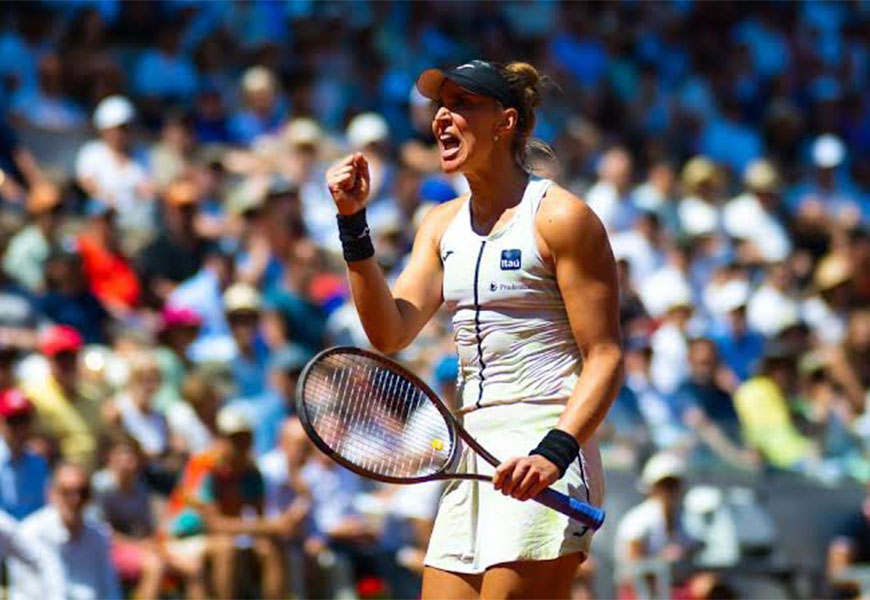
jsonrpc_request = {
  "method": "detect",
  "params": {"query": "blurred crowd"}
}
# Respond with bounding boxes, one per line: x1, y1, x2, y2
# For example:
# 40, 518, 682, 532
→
0, 0, 869, 598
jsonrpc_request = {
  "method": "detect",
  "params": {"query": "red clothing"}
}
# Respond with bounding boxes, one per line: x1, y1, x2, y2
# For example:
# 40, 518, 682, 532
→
77, 235, 140, 309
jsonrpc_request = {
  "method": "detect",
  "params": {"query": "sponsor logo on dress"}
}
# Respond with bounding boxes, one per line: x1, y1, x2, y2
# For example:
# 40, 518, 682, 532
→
500, 249, 521, 270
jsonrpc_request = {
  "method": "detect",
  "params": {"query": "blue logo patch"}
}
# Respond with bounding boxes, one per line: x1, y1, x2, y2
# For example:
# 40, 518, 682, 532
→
500, 249, 521, 270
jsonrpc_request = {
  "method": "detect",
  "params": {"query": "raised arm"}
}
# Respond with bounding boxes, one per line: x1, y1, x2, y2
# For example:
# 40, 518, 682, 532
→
326, 153, 452, 353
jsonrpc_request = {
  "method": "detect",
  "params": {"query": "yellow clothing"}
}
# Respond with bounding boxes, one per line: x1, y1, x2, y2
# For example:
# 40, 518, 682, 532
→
22, 375, 102, 468
733, 376, 814, 468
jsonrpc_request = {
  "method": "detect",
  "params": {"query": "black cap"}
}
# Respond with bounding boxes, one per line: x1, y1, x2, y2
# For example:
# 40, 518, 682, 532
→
416, 60, 517, 108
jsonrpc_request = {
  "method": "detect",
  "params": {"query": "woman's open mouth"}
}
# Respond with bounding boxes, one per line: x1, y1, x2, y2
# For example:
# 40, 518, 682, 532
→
439, 133, 461, 160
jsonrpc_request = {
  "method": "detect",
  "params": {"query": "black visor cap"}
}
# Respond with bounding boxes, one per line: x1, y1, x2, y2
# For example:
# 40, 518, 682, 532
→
416, 60, 517, 108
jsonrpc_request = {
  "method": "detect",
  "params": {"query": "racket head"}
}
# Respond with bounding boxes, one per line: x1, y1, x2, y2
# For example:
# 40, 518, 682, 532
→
296, 346, 461, 484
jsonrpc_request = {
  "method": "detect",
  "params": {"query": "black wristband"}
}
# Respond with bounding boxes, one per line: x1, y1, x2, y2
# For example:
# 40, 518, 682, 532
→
529, 429, 580, 478
337, 209, 375, 262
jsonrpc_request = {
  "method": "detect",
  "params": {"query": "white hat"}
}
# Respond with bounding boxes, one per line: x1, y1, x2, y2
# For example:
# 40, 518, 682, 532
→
242, 66, 276, 94
217, 406, 252, 435
662, 279, 693, 313
717, 279, 750, 313
223, 282, 262, 313
284, 118, 322, 147
93, 95, 135, 130
346, 112, 389, 149
812, 134, 845, 169
641, 452, 686, 490
743, 159, 780, 193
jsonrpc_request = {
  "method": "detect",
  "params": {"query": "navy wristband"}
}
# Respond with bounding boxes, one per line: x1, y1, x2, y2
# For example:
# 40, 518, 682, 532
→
530, 429, 580, 478
337, 209, 374, 262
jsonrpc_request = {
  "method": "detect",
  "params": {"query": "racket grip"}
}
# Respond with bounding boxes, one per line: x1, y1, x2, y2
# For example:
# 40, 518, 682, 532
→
534, 488, 606, 530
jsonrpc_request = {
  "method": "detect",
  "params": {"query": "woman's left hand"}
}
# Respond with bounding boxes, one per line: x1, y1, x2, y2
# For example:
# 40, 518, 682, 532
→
493, 455, 560, 501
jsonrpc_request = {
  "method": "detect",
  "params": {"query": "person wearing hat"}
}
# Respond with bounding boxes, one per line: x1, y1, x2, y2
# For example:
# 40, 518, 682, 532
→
224, 282, 270, 398
75, 94, 155, 242
76, 199, 140, 314
706, 278, 765, 384
22, 325, 101, 468
0, 389, 49, 519
152, 305, 203, 414
723, 159, 791, 264
2, 181, 63, 293
136, 177, 208, 308
677, 156, 723, 239
802, 253, 854, 346
326, 60, 621, 597
788, 134, 861, 228
198, 405, 287, 599
614, 452, 705, 597
229, 66, 285, 145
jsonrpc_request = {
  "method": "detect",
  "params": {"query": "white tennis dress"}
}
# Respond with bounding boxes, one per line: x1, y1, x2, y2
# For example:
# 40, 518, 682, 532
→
424, 177, 605, 574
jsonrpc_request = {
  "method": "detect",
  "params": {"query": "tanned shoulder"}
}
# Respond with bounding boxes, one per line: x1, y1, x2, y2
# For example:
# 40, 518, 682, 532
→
536, 184, 610, 263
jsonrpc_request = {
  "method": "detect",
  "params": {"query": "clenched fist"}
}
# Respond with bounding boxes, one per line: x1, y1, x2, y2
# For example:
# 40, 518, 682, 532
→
326, 152, 371, 215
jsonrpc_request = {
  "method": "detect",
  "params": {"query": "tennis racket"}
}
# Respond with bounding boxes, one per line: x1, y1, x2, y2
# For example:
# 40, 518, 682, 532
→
295, 346, 605, 530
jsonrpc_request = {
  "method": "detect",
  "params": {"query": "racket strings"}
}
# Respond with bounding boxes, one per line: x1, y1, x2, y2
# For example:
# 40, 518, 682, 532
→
301, 353, 454, 479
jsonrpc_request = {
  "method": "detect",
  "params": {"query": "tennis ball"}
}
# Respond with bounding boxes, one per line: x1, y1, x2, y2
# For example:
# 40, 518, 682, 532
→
431, 438, 444, 451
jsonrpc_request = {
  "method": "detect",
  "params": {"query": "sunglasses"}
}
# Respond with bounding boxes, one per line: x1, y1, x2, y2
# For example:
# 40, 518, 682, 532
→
57, 485, 90, 499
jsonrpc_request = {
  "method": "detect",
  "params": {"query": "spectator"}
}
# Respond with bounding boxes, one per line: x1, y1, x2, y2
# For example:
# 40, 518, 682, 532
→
723, 159, 791, 264
105, 351, 169, 461
264, 238, 329, 355
10, 53, 86, 133
133, 24, 198, 103
675, 338, 757, 469
166, 371, 219, 457
223, 282, 269, 397
0, 509, 44, 577
0, 115, 44, 202
153, 304, 202, 413
137, 178, 209, 308
789, 134, 860, 227
229, 67, 285, 146
345, 112, 397, 232
168, 244, 236, 363
197, 407, 289, 600
2, 181, 63, 293
0, 234, 40, 353
614, 452, 705, 599
38, 248, 109, 345
149, 112, 196, 190
9, 462, 121, 600
23, 325, 100, 468
0, 389, 49, 519
649, 283, 694, 395
733, 344, 817, 472
76, 201, 141, 315
708, 279, 765, 384
677, 156, 724, 239
93, 434, 205, 600
586, 147, 637, 233
257, 417, 312, 537
804, 253, 854, 346
75, 95, 155, 245
747, 261, 802, 338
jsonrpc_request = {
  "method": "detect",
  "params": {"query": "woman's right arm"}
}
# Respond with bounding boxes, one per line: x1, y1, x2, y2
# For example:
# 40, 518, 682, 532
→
326, 153, 448, 353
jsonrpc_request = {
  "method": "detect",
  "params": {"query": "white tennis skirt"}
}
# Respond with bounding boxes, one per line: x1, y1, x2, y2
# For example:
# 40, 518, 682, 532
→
424, 402, 606, 574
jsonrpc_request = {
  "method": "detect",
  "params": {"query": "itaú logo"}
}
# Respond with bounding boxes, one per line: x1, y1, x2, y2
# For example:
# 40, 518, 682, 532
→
500, 249, 521, 270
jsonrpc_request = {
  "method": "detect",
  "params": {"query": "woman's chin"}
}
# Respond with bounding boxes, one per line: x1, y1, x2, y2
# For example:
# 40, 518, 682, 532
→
440, 154, 466, 174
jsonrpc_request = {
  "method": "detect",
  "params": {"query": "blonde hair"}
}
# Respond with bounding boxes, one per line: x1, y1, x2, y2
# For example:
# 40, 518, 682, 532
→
499, 62, 555, 170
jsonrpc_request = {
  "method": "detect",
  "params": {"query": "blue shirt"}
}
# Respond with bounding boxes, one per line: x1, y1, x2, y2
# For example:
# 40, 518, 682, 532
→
713, 326, 765, 382
0, 439, 49, 520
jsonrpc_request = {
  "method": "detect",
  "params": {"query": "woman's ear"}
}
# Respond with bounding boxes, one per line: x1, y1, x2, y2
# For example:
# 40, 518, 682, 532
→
496, 107, 519, 138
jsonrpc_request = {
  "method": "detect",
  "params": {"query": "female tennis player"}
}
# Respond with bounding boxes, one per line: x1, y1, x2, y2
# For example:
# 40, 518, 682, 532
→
325, 60, 623, 599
